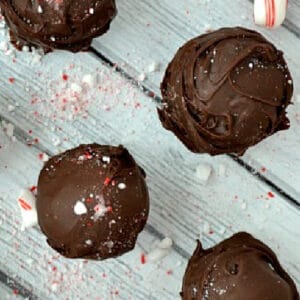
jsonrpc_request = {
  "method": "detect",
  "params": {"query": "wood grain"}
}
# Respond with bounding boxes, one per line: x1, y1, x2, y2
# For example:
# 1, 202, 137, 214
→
0, 35, 299, 299
92, 0, 300, 200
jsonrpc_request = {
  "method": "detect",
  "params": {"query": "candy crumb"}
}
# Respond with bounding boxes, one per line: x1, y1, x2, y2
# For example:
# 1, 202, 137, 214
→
195, 164, 212, 184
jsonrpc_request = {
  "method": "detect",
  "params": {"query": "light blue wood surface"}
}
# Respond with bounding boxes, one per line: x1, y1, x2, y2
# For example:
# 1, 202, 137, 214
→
0, 1, 299, 299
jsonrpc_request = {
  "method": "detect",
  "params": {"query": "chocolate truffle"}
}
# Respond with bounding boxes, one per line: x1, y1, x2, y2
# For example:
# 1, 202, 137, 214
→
182, 232, 299, 300
159, 27, 293, 155
0, 0, 117, 52
36, 144, 149, 259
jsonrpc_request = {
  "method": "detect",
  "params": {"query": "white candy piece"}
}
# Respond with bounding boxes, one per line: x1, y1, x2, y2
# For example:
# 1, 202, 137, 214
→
0, 41, 8, 51
203, 221, 211, 234
82, 74, 95, 87
118, 183, 126, 190
17, 189, 38, 230
147, 237, 173, 262
147, 248, 170, 262
8, 104, 15, 112
157, 237, 173, 249
70, 83, 83, 93
137, 73, 146, 82
40, 152, 49, 162
102, 156, 111, 163
195, 164, 212, 184
93, 203, 108, 220
74, 201, 87, 215
254, 0, 287, 28
147, 62, 160, 73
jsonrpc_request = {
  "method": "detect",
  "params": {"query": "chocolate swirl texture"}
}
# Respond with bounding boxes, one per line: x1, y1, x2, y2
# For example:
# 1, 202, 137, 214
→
182, 232, 299, 300
159, 27, 293, 155
0, 0, 117, 52
37, 144, 149, 259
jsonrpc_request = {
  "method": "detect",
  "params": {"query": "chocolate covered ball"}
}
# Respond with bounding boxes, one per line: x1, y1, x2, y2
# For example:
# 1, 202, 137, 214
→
0, 0, 117, 52
36, 144, 149, 259
159, 27, 293, 155
182, 232, 299, 300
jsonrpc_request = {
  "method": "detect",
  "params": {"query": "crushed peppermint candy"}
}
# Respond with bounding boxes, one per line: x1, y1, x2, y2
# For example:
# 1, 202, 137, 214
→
195, 163, 212, 184
82, 74, 95, 87
85, 239, 93, 246
92, 195, 112, 220
74, 201, 87, 215
93, 203, 107, 219
103, 177, 111, 186
37, 5, 43, 13
38, 152, 49, 162
147, 62, 160, 73
140, 253, 147, 264
202, 221, 212, 235
137, 73, 146, 82
118, 183, 126, 190
17, 189, 38, 230
147, 237, 173, 262
102, 156, 110, 163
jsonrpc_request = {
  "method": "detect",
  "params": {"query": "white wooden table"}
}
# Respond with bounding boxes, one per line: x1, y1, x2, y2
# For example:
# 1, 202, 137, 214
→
0, 1, 299, 299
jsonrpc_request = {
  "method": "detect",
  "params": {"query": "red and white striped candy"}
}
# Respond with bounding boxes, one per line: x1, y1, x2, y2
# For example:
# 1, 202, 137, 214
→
17, 189, 38, 230
254, 0, 288, 28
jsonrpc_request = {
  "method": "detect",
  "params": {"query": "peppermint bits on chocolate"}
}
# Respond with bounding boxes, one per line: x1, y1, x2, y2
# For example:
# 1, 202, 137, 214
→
36, 144, 149, 259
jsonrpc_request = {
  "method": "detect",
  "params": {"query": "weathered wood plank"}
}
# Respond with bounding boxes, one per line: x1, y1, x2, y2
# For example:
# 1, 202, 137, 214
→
0, 42, 299, 300
92, 0, 300, 200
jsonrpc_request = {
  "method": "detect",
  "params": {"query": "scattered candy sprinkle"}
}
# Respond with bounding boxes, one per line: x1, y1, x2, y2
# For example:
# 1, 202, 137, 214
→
140, 253, 147, 264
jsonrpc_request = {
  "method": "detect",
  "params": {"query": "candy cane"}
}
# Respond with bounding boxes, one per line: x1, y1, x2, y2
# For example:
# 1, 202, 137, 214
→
17, 189, 38, 230
254, 0, 288, 28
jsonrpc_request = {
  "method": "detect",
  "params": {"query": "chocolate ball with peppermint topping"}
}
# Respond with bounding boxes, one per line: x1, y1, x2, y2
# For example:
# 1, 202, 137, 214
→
36, 144, 149, 259
159, 27, 293, 155
182, 233, 299, 300
0, 0, 117, 52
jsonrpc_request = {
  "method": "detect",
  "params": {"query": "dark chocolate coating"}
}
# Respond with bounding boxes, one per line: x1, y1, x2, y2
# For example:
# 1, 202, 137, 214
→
182, 232, 299, 300
0, 0, 116, 52
37, 144, 149, 259
159, 27, 293, 155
